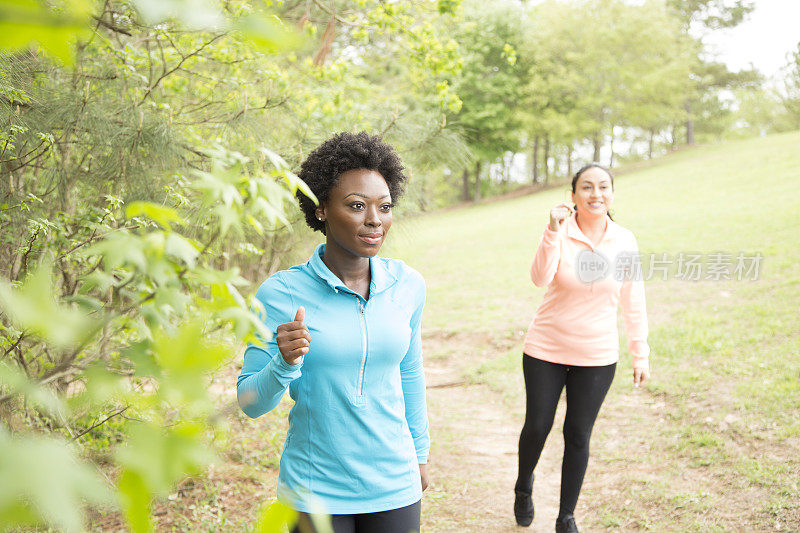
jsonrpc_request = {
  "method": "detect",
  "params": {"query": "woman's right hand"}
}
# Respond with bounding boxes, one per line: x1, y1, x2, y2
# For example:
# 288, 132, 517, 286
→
276, 306, 310, 365
549, 203, 575, 231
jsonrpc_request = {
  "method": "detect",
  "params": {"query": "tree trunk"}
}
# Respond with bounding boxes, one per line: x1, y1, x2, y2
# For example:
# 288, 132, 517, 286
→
473, 160, 482, 201
592, 135, 601, 162
502, 152, 512, 183
543, 137, 550, 183
462, 167, 470, 201
648, 129, 655, 159
685, 101, 694, 145
567, 143, 573, 178
532, 136, 540, 183
609, 126, 615, 167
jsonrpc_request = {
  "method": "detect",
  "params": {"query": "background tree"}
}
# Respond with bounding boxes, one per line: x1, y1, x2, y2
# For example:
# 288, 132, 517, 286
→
523, 0, 694, 167
777, 42, 800, 130
666, 0, 755, 144
447, 1, 528, 200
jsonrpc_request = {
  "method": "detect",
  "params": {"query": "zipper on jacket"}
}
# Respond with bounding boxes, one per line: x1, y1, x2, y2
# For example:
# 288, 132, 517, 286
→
356, 299, 368, 398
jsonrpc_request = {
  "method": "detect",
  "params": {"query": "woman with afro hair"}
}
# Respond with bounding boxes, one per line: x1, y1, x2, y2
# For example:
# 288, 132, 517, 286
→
237, 132, 430, 533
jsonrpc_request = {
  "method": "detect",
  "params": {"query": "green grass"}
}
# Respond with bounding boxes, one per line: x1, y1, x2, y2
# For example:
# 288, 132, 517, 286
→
387, 130, 800, 531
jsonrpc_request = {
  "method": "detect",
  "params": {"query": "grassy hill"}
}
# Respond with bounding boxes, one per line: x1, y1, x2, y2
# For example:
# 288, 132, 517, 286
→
386, 130, 800, 531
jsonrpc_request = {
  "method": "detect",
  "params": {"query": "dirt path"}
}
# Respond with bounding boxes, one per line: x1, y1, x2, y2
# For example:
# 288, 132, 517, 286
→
422, 335, 567, 532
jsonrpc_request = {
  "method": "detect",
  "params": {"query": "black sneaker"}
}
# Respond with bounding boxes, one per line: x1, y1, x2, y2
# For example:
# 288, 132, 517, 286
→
555, 514, 579, 533
513, 490, 534, 527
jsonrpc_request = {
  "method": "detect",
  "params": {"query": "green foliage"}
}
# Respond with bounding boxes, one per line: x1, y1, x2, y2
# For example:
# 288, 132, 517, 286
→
0, 0, 94, 64
0, 1, 472, 532
257, 501, 298, 533
116, 423, 214, 530
778, 42, 800, 130
0, 427, 111, 532
0, 264, 96, 349
0, 143, 307, 530
666, 0, 754, 30
526, 0, 694, 149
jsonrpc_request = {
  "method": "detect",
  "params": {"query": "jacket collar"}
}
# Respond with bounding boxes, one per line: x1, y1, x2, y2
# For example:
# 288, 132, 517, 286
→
566, 214, 619, 248
308, 243, 397, 297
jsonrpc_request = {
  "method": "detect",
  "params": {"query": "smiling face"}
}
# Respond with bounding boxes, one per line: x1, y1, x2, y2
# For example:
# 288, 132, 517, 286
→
572, 166, 614, 219
316, 169, 393, 259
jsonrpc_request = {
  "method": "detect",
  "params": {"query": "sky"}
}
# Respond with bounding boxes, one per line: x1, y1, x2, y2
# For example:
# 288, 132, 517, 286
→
703, 0, 800, 79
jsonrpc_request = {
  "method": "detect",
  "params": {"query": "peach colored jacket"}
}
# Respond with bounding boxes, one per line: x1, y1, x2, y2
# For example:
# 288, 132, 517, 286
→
523, 215, 650, 368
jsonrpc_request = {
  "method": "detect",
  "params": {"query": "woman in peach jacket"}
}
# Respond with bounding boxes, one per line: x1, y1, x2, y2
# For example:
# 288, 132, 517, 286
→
513, 163, 651, 533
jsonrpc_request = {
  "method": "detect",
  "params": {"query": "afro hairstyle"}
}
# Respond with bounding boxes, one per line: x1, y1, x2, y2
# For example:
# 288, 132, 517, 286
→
297, 131, 407, 234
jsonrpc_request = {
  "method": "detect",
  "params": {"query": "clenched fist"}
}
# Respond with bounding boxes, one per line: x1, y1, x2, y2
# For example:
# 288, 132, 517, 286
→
549, 202, 575, 231
276, 307, 310, 365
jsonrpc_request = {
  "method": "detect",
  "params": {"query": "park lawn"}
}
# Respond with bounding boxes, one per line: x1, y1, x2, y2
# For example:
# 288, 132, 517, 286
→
385, 130, 800, 531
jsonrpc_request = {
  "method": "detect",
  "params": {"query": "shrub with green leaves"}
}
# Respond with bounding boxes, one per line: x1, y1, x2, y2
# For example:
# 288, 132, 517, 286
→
0, 143, 314, 531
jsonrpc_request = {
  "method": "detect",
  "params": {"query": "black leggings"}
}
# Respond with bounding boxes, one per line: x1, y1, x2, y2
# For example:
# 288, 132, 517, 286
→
291, 500, 421, 533
515, 355, 616, 518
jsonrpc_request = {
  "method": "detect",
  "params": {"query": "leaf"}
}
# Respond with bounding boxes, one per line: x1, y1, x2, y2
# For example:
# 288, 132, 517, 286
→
121, 340, 161, 379
246, 214, 264, 235
151, 322, 229, 403
154, 286, 190, 313
0, 429, 111, 533
206, 281, 246, 311
0, 0, 93, 65
117, 469, 152, 533
164, 233, 200, 268
153, 321, 228, 373
213, 204, 242, 238
259, 146, 290, 172
257, 500, 297, 533
115, 422, 214, 498
62, 294, 104, 312
233, 12, 304, 52
80, 363, 127, 404
78, 270, 117, 294
437, 0, 461, 15
216, 307, 271, 345
0, 361, 66, 417
84, 232, 148, 272
0, 264, 94, 349
282, 169, 318, 205
126, 202, 185, 230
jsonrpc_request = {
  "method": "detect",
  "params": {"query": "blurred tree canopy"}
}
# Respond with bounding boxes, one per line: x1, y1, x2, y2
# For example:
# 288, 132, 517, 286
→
779, 42, 800, 130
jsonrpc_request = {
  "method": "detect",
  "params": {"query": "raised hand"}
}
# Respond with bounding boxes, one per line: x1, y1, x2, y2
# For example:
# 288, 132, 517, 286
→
276, 306, 310, 365
549, 202, 575, 231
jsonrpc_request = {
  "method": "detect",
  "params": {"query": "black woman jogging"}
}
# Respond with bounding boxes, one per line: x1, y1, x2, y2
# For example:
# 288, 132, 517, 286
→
237, 132, 429, 533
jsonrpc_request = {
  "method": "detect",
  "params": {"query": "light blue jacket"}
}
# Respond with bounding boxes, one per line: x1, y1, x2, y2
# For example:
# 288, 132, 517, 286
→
237, 243, 429, 514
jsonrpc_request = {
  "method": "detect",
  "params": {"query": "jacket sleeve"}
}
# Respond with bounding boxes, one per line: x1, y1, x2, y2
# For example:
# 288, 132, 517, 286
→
399, 271, 430, 464
236, 274, 303, 418
530, 225, 562, 287
619, 235, 650, 368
